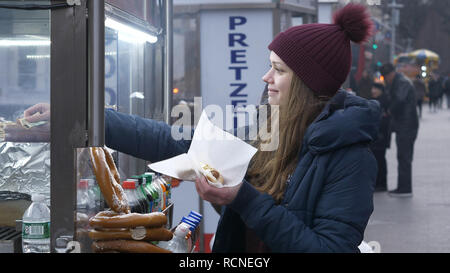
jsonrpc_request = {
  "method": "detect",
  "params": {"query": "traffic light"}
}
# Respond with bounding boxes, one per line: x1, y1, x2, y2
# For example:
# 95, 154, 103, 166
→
372, 43, 378, 50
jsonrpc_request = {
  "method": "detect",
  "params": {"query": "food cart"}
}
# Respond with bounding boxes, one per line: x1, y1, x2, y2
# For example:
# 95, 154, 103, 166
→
0, 0, 174, 253
395, 49, 440, 80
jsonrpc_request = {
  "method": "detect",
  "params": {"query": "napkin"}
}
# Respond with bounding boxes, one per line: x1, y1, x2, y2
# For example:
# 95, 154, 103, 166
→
148, 110, 258, 188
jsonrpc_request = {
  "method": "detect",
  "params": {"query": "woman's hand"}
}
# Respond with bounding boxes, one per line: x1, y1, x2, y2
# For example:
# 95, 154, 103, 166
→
195, 175, 242, 206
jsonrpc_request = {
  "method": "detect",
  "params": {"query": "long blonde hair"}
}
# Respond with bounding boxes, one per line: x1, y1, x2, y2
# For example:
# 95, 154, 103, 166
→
247, 75, 330, 203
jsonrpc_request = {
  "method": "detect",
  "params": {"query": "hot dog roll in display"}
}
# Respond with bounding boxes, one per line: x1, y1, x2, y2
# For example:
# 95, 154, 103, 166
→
89, 147, 130, 214
199, 162, 224, 185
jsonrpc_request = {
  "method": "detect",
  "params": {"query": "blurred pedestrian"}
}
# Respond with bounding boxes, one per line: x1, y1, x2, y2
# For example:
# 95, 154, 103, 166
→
380, 63, 418, 197
443, 75, 450, 109
428, 72, 442, 113
413, 75, 426, 119
369, 83, 391, 192
356, 70, 373, 99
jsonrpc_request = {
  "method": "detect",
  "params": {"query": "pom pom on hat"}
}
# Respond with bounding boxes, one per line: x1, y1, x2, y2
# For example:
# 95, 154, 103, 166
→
268, 3, 374, 97
333, 3, 374, 43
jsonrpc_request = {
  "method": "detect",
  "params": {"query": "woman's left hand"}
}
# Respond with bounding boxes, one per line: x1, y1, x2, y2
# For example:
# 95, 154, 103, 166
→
195, 175, 242, 206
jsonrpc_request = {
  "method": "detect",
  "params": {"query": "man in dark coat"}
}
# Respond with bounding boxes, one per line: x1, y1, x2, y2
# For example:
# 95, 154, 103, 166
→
444, 76, 450, 109
413, 76, 426, 119
380, 63, 419, 197
369, 83, 391, 192
428, 72, 442, 113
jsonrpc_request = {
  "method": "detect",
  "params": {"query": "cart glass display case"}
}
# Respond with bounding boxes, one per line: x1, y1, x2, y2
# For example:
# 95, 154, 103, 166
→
0, 2, 51, 222
0, 0, 171, 253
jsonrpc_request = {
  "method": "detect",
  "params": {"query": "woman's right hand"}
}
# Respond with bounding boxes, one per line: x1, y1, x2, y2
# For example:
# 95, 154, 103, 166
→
23, 103, 50, 123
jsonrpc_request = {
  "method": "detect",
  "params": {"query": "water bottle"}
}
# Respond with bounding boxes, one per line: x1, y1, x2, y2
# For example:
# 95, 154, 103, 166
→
87, 178, 104, 213
22, 194, 51, 253
134, 176, 150, 213
165, 223, 191, 253
122, 180, 146, 213
152, 176, 164, 212
77, 179, 89, 214
141, 174, 154, 213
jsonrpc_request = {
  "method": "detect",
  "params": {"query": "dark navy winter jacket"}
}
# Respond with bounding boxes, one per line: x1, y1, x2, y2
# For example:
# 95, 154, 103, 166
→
105, 90, 381, 253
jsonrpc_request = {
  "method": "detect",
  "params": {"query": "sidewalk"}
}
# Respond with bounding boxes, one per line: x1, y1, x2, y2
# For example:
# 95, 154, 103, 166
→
363, 107, 450, 252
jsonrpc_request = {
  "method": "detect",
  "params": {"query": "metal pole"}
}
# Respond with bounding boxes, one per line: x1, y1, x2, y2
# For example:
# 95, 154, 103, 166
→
87, 0, 105, 146
389, 0, 403, 63
390, 0, 396, 63
198, 198, 205, 253
164, 0, 173, 124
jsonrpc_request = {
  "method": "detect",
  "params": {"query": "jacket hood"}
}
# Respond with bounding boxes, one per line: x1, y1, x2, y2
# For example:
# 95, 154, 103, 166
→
303, 90, 381, 155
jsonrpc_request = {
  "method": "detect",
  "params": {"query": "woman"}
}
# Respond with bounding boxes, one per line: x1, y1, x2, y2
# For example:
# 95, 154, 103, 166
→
194, 3, 380, 252
23, 4, 380, 252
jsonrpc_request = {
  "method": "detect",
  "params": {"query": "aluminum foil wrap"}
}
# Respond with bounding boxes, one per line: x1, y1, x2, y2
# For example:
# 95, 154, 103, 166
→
0, 142, 50, 202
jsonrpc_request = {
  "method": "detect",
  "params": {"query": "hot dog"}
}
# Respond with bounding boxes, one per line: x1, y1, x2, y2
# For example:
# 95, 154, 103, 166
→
92, 240, 172, 253
89, 147, 130, 214
89, 211, 167, 229
88, 227, 173, 241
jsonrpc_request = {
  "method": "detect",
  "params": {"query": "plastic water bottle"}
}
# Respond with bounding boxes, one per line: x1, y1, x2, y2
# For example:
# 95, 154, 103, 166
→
87, 178, 103, 213
22, 194, 51, 253
165, 223, 191, 253
77, 179, 89, 214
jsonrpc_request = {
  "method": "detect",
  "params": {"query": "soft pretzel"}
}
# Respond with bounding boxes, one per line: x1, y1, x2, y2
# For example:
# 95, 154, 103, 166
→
92, 240, 172, 253
89, 211, 167, 229
88, 227, 173, 241
89, 147, 130, 214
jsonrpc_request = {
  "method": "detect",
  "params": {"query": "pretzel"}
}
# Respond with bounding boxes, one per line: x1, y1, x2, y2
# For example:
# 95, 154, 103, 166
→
92, 240, 172, 253
88, 227, 173, 241
89, 147, 130, 214
89, 211, 167, 229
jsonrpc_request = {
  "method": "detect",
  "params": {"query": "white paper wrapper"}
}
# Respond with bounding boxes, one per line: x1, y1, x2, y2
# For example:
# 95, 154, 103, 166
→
148, 111, 257, 188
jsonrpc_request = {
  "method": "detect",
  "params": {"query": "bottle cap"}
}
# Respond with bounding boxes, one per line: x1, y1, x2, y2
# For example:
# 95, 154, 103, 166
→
78, 179, 89, 189
122, 180, 137, 189
186, 216, 200, 225
189, 211, 203, 220
143, 174, 152, 184
181, 217, 196, 231
86, 179, 95, 186
31, 194, 45, 202
131, 175, 144, 185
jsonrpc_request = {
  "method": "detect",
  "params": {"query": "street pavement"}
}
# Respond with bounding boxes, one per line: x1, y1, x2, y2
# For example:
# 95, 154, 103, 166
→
363, 104, 450, 253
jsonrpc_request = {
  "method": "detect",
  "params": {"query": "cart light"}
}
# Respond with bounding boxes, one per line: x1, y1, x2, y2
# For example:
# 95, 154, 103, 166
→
105, 17, 158, 44
0, 39, 50, 47
130, 92, 145, 99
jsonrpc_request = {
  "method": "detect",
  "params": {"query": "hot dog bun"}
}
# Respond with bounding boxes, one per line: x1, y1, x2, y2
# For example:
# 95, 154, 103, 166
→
199, 162, 224, 185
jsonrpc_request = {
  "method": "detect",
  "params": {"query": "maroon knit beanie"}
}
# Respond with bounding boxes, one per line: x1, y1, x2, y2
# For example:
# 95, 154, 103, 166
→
268, 3, 373, 97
